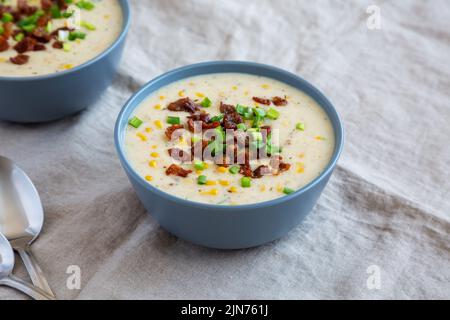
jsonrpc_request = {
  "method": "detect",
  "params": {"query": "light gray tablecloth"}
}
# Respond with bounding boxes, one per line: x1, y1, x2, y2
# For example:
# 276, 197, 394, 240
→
1, 0, 449, 300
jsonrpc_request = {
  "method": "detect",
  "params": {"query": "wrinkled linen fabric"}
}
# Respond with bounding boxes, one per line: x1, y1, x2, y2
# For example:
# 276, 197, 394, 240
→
0, 0, 449, 300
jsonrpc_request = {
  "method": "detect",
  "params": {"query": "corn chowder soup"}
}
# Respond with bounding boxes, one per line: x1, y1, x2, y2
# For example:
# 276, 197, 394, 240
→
125, 73, 335, 206
0, 0, 122, 76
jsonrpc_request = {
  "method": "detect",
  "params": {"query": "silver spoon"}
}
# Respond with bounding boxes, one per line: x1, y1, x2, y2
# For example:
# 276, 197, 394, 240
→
0, 156, 55, 298
0, 232, 55, 300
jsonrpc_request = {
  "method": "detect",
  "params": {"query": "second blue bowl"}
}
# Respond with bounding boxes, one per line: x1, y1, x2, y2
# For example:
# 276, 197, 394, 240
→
115, 61, 344, 249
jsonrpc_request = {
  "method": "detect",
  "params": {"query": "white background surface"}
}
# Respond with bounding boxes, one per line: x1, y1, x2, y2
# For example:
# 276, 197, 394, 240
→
0, 0, 449, 299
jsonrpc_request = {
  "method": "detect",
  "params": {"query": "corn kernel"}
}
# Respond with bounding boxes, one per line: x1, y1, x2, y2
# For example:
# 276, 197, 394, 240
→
154, 104, 161, 110
149, 160, 157, 168
260, 185, 266, 192
145, 128, 152, 133
297, 162, 305, 173
136, 132, 147, 141
152, 145, 157, 149
315, 136, 326, 141
232, 86, 238, 90
188, 82, 195, 86
195, 92, 205, 98
219, 180, 230, 186
261, 84, 270, 89
145, 175, 153, 181
228, 186, 238, 193
299, 153, 305, 159
159, 95, 165, 100
150, 152, 159, 158
217, 166, 227, 173
206, 180, 217, 186
62, 64, 74, 70
104, 14, 110, 20
200, 189, 219, 196
277, 185, 283, 193
178, 90, 185, 97
196, 170, 203, 175
154, 120, 163, 129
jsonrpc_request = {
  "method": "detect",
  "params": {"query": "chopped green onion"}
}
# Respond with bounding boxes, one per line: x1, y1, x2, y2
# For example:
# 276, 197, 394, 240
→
45, 22, 53, 33
197, 175, 207, 185
283, 187, 295, 195
250, 131, 263, 142
236, 123, 247, 131
209, 114, 223, 123
191, 135, 201, 143
236, 104, 248, 115
2, 12, 13, 23
128, 116, 143, 128
0, 26, 4, 36
254, 108, 266, 117
76, 0, 96, 10
63, 42, 71, 52
266, 108, 280, 120
14, 33, 24, 42
167, 116, 180, 125
68, 31, 86, 41
194, 161, 206, 170
241, 177, 251, 188
229, 166, 240, 174
215, 126, 225, 141
252, 115, 263, 128
243, 110, 254, 120
81, 21, 96, 31
21, 24, 36, 32
200, 97, 212, 108
267, 144, 282, 155
296, 122, 305, 131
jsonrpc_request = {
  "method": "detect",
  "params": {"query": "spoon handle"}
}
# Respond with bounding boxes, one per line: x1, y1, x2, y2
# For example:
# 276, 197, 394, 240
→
0, 275, 55, 300
18, 248, 55, 298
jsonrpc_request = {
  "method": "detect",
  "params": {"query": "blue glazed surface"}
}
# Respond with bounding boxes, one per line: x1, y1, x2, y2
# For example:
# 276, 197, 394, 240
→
0, 0, 131, 123
115, 61, 344, 249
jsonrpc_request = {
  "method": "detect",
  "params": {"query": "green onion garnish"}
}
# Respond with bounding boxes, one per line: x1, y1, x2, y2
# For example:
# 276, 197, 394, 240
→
194, 161, 206, 170
22, 24, 36, 32
237, 123, 247, 131
76, 0, 96, 10
283, 187, 295, 195
68, 31, 86, 41
241, 177, 251, 188
2, 12, 13, 23
14, 33, 24, 42
45, 22, 53, 33
197, 175, 207, 185
254, 108, 266, 118
167, 116, 180, 125
296, 122, 305, 131
191, 135, 201, 143
236, 104, 248, 115
63, 42, 71, 52
200, 97, 212, 108
81, 21, 96, 31
229, 166, 240, 174
250, 131, 263, 142
209, 114, 223, 122
129, 116, 143, 128
266, 108, 280, 120
0, 26, 4, 36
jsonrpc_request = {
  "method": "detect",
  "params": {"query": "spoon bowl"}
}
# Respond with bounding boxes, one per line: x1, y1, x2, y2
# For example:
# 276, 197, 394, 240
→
0, 156, 54, 297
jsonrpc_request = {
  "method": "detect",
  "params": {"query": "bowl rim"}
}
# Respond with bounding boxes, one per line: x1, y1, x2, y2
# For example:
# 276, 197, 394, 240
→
115, 60, 344, 211
0, 0, 131, 82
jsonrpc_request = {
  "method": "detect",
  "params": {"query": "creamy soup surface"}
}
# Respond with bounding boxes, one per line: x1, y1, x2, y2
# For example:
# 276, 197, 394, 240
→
0, 0, 122, 77
125, 73, 335, 205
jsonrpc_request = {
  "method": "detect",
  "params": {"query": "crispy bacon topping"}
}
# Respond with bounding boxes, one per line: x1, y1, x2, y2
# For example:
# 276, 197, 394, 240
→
165, 164, 192, 178
272, 96, 288, 106
0, 37, 9, 52
253, 97, 271, 105
10, 54, 29, 65
165, 124, 184, 140
253, 165, 271, 178
167, 98, 200, 114
13, 37, 37, 53
220, 102, 243, 130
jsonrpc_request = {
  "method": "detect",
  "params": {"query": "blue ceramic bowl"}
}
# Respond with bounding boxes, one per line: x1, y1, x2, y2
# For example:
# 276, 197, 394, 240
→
0, 0, 131, 123
115, 61, 344, 249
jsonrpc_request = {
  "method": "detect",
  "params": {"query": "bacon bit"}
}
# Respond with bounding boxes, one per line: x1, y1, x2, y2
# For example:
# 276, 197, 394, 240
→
219, 102, 236, 114
52, 41, 63, 49
0, 37, 9, 52
253, 97, 271, 105
165, 124, 184, 140
40, 0, 53, 10
253, 165, 271, 178
31, 27, 51, 43
270, 156, 291, 175
13, 37, 37, 54
165, 164, 192, 178
167, 98, 200, 113
37, 14, 51, 27
2, 22, 13, 39
17, 0, 37, 15
10, 54, 29, 65
272, 96, 288, 106
167, 148, 192, 163
220, 102, 243, 130
239, 164, 253, 178
33, 43, 46, 51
